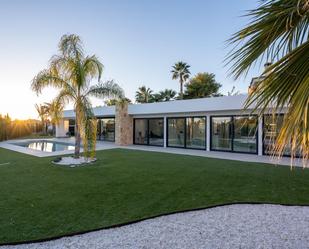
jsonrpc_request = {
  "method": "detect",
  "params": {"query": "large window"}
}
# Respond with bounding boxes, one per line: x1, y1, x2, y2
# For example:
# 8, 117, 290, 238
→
211, 117, 232, 151
167, 118, 185, 147
97, 118, 115, 141
134, 119, 148, 145
148, 119, 164, 146
233, 116, 257, 153
167, 117, 206, 149
211, 115, 258, 154
134, 118, 164, 146
186, 117, 206, 149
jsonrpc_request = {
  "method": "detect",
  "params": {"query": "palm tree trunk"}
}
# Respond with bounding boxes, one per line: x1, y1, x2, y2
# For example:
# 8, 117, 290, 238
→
180, 79, 183, 99
74, 113, 81, 158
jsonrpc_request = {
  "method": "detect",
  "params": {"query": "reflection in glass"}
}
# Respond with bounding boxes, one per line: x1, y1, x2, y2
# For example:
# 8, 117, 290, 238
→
168, 118, 185, 147
186, 117, 206, 149
233, 116, 257, 153
97, 118, 115, 141
134, 119, 148, 144
211, 117, 232, 151
149, 119, 164, 146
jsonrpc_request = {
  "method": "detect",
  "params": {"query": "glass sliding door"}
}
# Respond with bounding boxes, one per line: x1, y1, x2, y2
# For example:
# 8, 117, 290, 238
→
148, 118, 164, 146
186, 117, 206, 149
102, 118, 115, 141
167, 118, 185, 147
134, 119, 148, 145
211, 117, 232, 151
233, 116, 257, 153
97, 118, 115, 141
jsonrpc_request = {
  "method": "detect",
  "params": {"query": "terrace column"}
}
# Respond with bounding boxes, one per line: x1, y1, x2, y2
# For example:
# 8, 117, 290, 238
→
258, 116, 263, 156
163, 116, 167, 147
115, 102, 133, 146
206, 115, 210, 151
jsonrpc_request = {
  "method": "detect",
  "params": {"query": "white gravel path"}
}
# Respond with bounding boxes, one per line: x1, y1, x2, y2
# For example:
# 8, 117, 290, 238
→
2, 204, 309, 249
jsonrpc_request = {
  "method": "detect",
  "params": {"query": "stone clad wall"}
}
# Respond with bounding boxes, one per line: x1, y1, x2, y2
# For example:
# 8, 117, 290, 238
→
115, 103, 133, 146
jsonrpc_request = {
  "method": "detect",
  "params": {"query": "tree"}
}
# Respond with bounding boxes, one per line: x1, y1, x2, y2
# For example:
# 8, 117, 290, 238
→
158, 89, 177, 101
135, 86, 153, 103
105, 98, 131, 106
45, 100, 64, 135
35, 104, 49, 134
32, 34, 124, 158
183, 73, 222, 99
171, 61, 191, 99
226, 0, 309, 164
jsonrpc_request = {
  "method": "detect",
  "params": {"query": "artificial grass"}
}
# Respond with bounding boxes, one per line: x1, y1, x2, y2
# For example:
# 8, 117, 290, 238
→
0, 147, 308, 244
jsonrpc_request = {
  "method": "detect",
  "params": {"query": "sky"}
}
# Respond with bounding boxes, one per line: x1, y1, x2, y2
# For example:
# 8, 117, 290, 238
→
0, 0, 262, 119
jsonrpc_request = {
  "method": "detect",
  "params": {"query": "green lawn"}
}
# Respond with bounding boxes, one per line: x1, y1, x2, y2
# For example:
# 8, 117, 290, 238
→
0, 147, 309, 244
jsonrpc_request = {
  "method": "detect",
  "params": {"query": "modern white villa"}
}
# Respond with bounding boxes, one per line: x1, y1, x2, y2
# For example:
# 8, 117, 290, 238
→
56, 93, 289, 157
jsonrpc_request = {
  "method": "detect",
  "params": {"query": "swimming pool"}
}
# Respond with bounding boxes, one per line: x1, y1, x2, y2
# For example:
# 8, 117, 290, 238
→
14, 140, 75, 152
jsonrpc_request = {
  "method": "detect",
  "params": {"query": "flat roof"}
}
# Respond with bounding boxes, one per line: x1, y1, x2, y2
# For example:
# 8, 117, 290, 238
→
63, 94, 251, 118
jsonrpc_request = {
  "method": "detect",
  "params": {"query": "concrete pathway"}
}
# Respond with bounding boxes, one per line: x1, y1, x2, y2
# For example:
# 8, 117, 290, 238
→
0, 138, 305, 167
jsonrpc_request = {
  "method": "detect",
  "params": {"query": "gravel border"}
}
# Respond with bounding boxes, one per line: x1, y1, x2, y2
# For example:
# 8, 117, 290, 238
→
2, 204, 309, 249
52, 156, 96, 167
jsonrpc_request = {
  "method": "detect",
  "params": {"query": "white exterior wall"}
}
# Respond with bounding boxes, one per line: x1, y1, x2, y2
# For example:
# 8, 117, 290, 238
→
55, 119, 69, 137
57, 94, 288, 156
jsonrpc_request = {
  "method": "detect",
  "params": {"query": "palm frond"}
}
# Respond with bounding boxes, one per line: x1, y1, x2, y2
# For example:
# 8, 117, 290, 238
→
87, 80, 124, 99
83, 55, 103, 81
31, 69, 70, 95
59, 34, 84, 59
226, 0, 309, 78
226, 0, 309, 166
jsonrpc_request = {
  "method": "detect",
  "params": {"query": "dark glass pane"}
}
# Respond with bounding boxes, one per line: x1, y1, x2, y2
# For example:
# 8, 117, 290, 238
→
168, 118, 185, 147
97, 118, 115, 141
233, 116, 257, 153
186, 117, 206, 149
211, 117, 232, 151
148, 119, 164, 146
134, 119, 148, 144
103, 118, 115, 141
68, 119, 75, 136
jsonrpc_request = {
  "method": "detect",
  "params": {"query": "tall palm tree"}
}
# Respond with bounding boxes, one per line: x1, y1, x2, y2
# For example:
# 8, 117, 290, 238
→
32, 34, 124, 158
159, 89, 177, 101
226, 0, 309, 164
171, 61, 191, 99
135, 86, 153, 103
35, 104, 49, 134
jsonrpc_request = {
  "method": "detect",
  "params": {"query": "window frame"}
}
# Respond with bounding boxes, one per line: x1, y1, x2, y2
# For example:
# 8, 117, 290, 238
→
210, 115, 259, 155
166, 116, 207, 150
133, 118, 164, 147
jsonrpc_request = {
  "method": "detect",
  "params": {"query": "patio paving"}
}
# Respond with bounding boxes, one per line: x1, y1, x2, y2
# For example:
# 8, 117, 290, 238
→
0, 138, 305, 167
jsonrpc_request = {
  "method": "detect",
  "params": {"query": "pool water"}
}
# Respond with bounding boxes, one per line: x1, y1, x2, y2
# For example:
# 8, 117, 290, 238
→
15, 141, 75, 152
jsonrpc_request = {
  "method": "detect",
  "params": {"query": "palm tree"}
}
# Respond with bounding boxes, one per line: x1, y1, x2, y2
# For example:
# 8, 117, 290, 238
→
35, 104, 49, 134
135, 86, 153, 103
32, 34, 124, 158
158, 89, 177, 101
105, 97, 131, 106
226, 0, 309, 164
171, 61, 191, 99
44, 100, 64, 135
